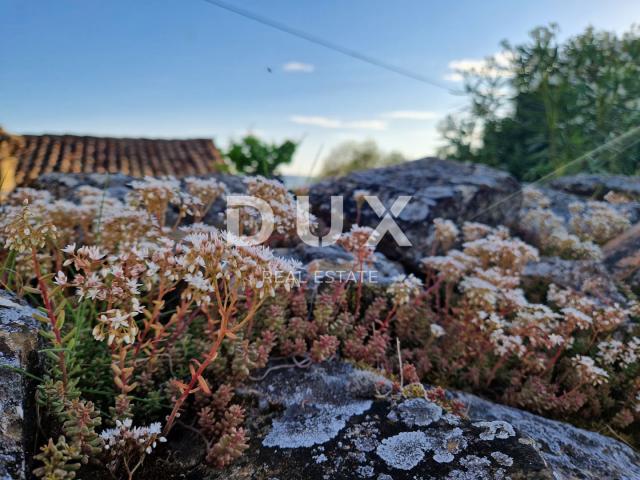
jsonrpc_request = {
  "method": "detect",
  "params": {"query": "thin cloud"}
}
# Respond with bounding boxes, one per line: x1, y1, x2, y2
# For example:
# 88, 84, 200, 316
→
290, 115, 386, 131
283, 61, 315, 73
345, 120, 387, 130
382, 110, 439, 120
445, 51, 515, 82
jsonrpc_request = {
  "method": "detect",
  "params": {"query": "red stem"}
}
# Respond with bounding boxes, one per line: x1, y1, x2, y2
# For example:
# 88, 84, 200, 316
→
32, 248, 68, 388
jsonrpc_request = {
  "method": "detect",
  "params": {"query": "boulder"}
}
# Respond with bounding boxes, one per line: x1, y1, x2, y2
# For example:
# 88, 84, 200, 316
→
309, 158, 522, 272
455, 391, 640, 480
209, 362, 555, 479
0, 291, 39, 480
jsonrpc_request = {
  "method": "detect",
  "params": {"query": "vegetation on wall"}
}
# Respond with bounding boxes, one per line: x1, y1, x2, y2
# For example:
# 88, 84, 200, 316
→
1, 175, 639, 478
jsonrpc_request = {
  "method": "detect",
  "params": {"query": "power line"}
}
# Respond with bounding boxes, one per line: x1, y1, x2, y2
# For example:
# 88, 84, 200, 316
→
198, 0, 463, 95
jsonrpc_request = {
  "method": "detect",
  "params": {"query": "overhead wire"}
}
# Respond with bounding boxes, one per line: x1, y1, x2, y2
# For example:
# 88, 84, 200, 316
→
198, 0, 464, 95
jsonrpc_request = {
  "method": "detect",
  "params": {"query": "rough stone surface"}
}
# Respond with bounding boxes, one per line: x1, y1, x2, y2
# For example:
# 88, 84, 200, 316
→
31, 172, 247, 231
549, 174, 640, 200
213, 362, 553, 479
534, 186, 640, 224
309, 158, 522, 272
455, 391, 640, 480
0, 290, 39, 480
522, 256, 626, 304
32, 172, 136, 201
273, 243, 406, 286
602, 223, 640, 294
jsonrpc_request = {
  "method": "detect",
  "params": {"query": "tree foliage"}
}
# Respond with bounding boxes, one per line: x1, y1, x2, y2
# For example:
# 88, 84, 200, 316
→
319, 139, 405, 178
439, 24, 640, 180
225, 135, 297, 177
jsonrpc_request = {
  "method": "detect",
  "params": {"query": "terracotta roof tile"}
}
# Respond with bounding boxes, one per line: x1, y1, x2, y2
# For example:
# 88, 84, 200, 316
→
14, 134, 224, 186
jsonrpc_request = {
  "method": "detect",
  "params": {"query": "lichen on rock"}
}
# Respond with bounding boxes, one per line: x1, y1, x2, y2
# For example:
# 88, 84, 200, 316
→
262, 400, 372, 448
375, 431, 432, 470
472, 421, 516, 441
391, 398, 443, 427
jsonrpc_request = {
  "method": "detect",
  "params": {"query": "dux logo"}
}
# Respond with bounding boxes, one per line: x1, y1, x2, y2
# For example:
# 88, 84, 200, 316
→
226, 195, 412, 247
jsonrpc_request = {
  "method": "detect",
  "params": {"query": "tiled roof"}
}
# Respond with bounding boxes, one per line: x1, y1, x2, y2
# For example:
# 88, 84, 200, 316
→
14, 134, 224, 185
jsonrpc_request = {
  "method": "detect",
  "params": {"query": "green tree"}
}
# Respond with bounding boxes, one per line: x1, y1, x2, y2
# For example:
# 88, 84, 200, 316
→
439, 24, 640, 180
225, 135, 297, 177
319, 140, 405, 178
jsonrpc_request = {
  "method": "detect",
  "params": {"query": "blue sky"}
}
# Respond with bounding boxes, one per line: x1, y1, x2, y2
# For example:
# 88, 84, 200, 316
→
1, 0, 639, 175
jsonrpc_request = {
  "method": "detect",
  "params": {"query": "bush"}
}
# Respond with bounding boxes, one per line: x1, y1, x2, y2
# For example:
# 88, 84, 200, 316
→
319, 140, 405, 178
225, 135, 297, 177
439, 24, 640, 180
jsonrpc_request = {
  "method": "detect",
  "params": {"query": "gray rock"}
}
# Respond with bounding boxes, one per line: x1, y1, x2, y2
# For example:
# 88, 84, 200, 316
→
455, 391, 640, 480
602, 223, 640, 294
0, 290, 39, 480
273, 244, 406, 286
32, 172, 135, 201
521, 185, 640, 228
522, 256, 626, 304
215, 362, 552, 479
30, 172, 247, 231
309, 158, 521, 272
549, 174, 640, 200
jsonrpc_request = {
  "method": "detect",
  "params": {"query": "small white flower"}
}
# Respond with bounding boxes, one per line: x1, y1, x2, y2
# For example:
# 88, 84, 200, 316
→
430, 323, 445, 338
53, 271, 68, 287
62, 243, 76, 254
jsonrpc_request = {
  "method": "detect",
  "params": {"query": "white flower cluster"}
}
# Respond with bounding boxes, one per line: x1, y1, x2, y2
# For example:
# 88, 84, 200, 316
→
336, 225, 380, 263
569, 200, 630, 245
430, 323, 445, 338
519, 187, 631, 260
433, 218, 459, 251
571, 355, 610, 385
548, 283, 628, 332
462, 230, 539, 274
462, 222, 495, 242
387, 274, 423, 306
100, 418, 166, 455
183, 177, 227, 220
180, 228, 301, 304
421, 218, 632, 368
1, 200, 58, 253
522, 186, 551, 209
59, 243, 147, 306
422, 251, 476, 282
460, 276, 499, 308
241, 176, 315, 239
597, 337, 640, 367
490, 329, 526, 358
93, 306, 142, 346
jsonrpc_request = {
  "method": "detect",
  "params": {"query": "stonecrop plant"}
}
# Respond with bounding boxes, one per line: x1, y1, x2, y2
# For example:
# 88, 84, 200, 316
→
0, 176, 299, 479
251, 217, 640, 446
1, 174, 639, 479
519, 186, 631, 259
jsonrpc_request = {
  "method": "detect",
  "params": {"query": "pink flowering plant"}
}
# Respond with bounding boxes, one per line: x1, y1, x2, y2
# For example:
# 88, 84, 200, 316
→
1, 176, 639, 478
0, 177, 299, 479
